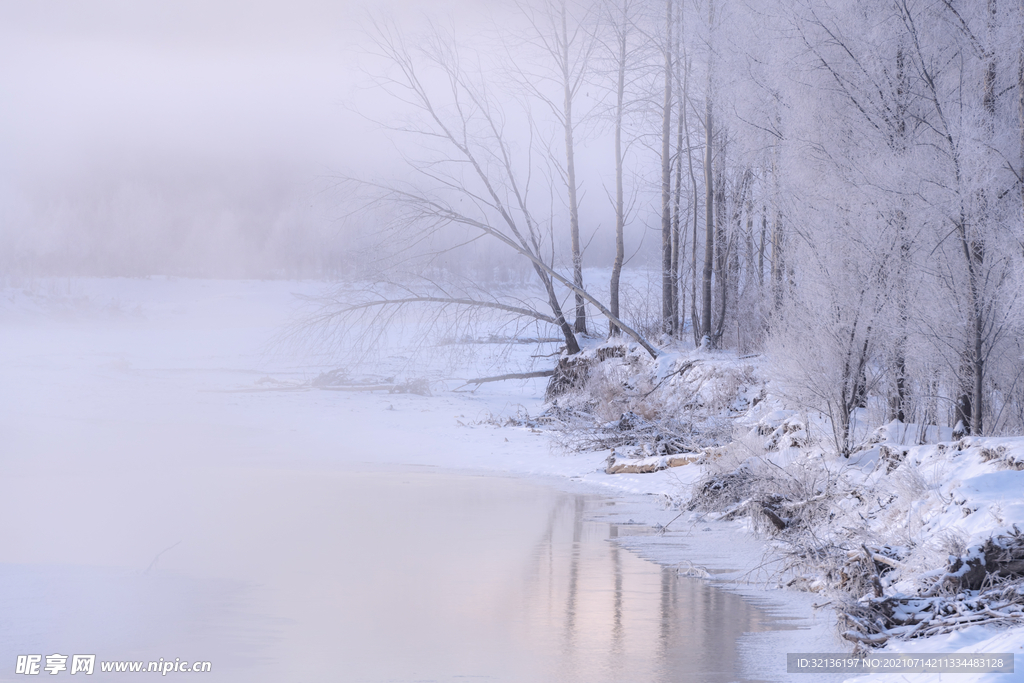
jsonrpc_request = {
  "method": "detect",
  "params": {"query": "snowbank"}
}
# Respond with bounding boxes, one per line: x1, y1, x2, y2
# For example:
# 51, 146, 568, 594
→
548, 345, 1024, 680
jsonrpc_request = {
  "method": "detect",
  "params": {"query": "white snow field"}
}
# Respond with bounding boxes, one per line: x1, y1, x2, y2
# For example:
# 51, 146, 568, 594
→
2, 277, 1017, 682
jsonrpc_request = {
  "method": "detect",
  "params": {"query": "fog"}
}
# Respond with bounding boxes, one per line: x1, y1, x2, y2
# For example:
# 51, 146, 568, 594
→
0, 0, 556, 279
10, 0, 1024, 675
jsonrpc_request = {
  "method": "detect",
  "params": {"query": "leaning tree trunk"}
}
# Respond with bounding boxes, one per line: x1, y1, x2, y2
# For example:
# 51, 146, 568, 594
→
537, 264, 581, 355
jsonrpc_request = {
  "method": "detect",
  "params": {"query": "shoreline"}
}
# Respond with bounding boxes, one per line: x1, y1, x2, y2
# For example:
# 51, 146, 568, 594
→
3, 276, 1020, 682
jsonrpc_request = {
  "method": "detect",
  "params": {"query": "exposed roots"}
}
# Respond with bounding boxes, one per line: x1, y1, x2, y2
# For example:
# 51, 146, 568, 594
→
544, 355, 594, 401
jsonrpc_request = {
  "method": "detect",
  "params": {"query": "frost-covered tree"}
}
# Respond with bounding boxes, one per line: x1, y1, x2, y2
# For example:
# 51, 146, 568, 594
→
313, 0, 1024, 426
757, 0, 1024, 439
895, 0, 1024, 434
767, 47, 902, 454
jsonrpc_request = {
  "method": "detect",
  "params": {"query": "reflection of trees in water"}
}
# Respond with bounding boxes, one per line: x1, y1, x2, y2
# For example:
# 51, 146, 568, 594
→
520, 492, 777, 683
560, 495, 586, 662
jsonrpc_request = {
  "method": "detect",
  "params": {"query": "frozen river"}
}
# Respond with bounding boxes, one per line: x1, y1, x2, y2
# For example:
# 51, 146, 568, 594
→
0, 278, 840, 682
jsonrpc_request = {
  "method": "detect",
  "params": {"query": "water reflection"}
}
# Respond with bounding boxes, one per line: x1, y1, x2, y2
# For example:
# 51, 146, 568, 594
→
0, 470, 787, 683
521, 491, 778, 683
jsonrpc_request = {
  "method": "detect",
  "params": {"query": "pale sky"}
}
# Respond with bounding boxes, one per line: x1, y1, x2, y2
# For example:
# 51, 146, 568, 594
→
0, 0, 515, 275
0, 0, 647, 277
1, 0, 396, 182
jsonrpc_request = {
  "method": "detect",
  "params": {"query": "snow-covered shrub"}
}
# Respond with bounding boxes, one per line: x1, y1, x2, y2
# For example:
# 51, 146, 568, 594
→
686, 419, 1024, 648
688, 441, 840, 539
577, 351, 658, 423
544, 347, 763, 457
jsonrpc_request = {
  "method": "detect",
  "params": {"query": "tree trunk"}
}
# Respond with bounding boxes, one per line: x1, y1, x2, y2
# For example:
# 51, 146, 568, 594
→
983, 0, 997, 122
892, 348, 908, 423
891, 203, 910, 423
700, 1, 715, 346
758, 209, 766, 288
538, 267, 582, 355
681, 51, 701, 347
609, 0, 627, 337
661, 0, 675, 336
953, 212, 985, 435
968, 0, 996, 434
891, 46, 910, 423
770, 205, 784, 314
671, 1, 686, 337
701, 111, 714, 345
974, 282, 985, 435
560, 1, 587, 336
741, 171, 754, 352
769, 110, 784, 317
955, 391, 972, 436
712, 133, 728, 346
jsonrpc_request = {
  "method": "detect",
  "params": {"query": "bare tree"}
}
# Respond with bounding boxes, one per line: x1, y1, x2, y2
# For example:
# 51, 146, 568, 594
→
670, 0, 690, 339
332, 19, 660, 360
599, 0, 644, 337
680, 45, 704, 347
610, 0, 629, 336
699, 0, 716, 347
660, 0, 675, 335
513, 0, 599, 336
896, 0, 1020, 434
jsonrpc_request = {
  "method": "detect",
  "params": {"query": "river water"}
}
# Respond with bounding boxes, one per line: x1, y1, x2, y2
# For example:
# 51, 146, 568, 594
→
0, 467, 796, 682
0, 280, 833, 682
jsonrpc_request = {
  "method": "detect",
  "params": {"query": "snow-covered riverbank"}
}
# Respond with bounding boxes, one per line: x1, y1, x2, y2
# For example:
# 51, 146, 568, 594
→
2, 277, 1019, 681
539, 337, 1024, 682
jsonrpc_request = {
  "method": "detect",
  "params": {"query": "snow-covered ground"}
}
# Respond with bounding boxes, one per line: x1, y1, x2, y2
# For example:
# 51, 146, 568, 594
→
567, 338, 1024, 682
1, 277, 1019, 681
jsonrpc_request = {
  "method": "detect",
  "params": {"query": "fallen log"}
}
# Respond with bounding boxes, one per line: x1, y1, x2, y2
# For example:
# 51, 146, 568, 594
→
318, 378, 432, 396
318, 384, 398, 392
604, 452, 701, 474
458, 370, 555, 390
